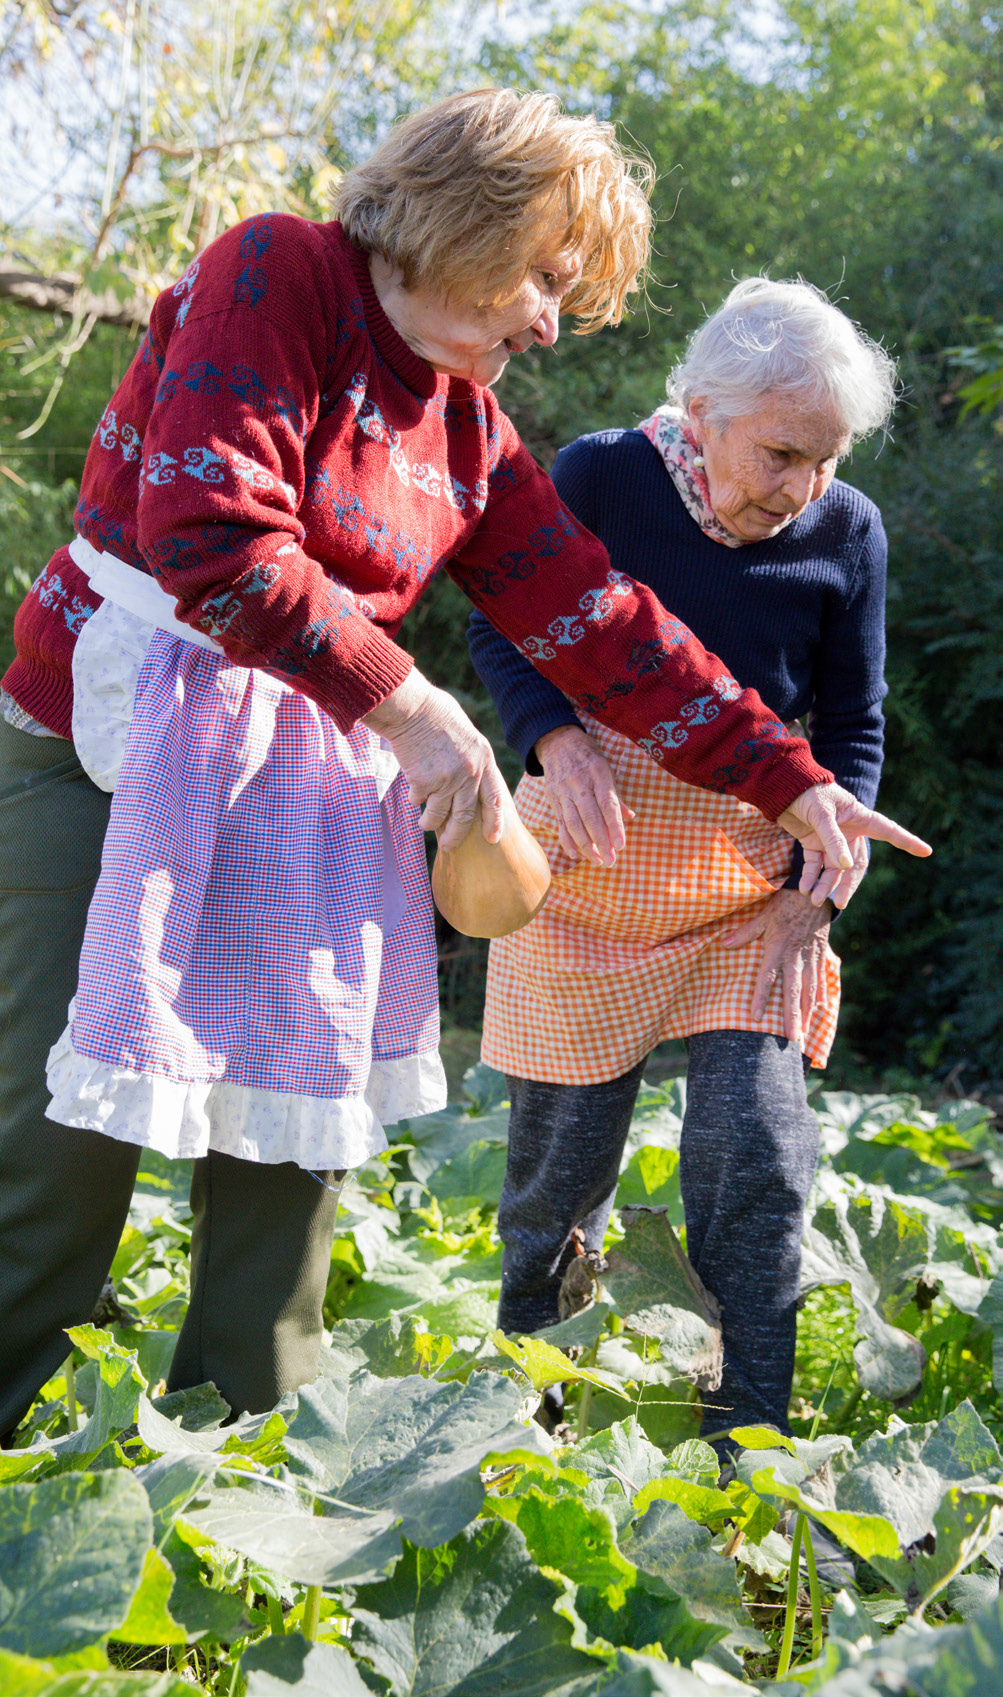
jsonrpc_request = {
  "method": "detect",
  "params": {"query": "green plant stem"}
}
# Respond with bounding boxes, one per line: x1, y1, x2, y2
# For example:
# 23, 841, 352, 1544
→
266, 1594, 285, 1636
810, 1361, 839, 1440
227, 1653, 242, 1697
576, 1334, 602, 1440
576, 1381, 593, 1441
831, 1384, 863, 1432
302, 1583, 322, 1641
64, 1352, 78, 1432
801, 1519, 824, 1663
776, 1513, 804, 1679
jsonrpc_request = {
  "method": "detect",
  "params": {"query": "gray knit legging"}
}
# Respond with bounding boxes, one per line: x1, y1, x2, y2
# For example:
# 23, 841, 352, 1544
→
497, 1031, 820, 1439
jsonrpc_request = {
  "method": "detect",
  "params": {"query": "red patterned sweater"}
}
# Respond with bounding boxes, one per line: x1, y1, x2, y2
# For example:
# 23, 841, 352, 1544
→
3, 215, 832, 817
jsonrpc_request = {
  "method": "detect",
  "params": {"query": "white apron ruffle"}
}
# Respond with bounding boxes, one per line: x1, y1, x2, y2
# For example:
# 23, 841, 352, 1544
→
47, 1006, 444, 1169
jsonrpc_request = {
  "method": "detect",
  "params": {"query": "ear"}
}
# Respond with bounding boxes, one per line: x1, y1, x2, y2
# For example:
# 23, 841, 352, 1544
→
687, 394, 709, 441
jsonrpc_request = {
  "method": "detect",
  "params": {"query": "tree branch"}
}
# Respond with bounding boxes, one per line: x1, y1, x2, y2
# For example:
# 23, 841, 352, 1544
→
0, 267, 150, 328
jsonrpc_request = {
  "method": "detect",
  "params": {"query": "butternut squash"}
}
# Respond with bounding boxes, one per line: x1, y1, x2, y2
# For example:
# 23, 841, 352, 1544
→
431, 786, 551, 939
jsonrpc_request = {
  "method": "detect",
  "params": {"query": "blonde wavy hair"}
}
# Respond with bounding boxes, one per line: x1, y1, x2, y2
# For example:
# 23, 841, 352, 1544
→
334, 88, 654, 332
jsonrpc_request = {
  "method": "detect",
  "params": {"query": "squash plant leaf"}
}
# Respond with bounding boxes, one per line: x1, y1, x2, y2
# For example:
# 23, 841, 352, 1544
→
800, 1186, 929, 1401
112, 1546, 187, 1646
597, 1648, 744, 1695
0, 1647, 190, 1696
0, 1471, 153, 1655
349, 1518, 598, 1697
282, 1370, 549, 1547
242, 1631, 374, 1696
492, 1333, 629, 1398
602, 1207, 723, 1389
487, 1485, 733, 1663
186, 1489, 402, 1588
320, 1314, 453, 1381
620, 1498, 761, 1647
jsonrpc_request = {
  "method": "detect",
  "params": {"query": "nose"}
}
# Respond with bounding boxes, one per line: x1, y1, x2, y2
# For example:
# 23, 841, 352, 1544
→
780, 461, 817, 511
531, 299, 560, 348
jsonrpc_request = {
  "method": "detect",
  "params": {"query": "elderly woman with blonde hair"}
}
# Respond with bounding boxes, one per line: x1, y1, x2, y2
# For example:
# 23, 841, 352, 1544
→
0, 87, 925, 1443
470, 276, 909, 1448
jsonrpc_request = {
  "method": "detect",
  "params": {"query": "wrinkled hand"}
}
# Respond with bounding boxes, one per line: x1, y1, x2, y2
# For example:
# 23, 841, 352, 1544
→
363, 670, 506, 849
722, 888, 833, 1043
812, 834, 870, 910
779, 783, 932, 906
535, 724, 636, 867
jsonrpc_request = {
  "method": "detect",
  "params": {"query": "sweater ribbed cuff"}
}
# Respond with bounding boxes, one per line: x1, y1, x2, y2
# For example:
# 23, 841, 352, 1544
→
310, 625, 415, 733
744, 747, 834, 821
0, 657, 74, 741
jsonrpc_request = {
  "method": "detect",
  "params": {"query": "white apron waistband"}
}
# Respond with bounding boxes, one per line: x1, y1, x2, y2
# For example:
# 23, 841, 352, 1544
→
69, 534, 224, 654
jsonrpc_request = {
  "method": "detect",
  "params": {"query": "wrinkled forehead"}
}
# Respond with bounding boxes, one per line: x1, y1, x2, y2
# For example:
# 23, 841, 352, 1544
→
737, 391, 852, 457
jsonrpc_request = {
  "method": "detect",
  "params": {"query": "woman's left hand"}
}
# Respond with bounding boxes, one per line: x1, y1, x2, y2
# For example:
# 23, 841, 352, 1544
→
721, 888, 833, 1044
778, 783, 931, 904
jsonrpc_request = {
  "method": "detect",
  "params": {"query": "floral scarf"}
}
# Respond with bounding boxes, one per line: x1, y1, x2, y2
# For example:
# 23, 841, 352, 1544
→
637, 404, 743, 549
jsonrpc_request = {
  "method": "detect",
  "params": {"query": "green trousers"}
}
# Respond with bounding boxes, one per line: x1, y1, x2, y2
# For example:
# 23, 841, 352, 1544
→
0, 717, 343, 1442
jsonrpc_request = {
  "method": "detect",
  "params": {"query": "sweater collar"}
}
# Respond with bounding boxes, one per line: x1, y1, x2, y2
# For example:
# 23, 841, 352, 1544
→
342, 232, 439, 399
637, 405, 745, 548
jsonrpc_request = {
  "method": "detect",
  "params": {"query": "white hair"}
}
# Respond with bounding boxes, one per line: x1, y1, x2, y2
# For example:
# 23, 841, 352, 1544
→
669, 277, 898, 444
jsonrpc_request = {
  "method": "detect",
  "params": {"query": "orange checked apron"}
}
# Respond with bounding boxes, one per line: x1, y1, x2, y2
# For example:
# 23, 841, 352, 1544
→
481, 715, 840, 1085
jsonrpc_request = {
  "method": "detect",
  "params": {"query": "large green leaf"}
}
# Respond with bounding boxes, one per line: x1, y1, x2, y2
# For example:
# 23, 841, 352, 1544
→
321, 1314, 453, 1381
597, 1651, 739, 1695
242, 1633, 373, 1697
835, 1403, 1003, 1607
135, 1456, 247, 1641
112, 1549, 186, 1647
602, 1208, 722, 1388
186, 1488, 402, 1589
563, 1419, 693, 1515
336, 1234, 500, 1336
800, 1183, 928, 1400
349, 1519, 599, 1697
0, 1472, 153, 1655
282, 1370, 549, 1547
620, 1498, 760, 1648
0, 1329, 148, 1481
0, 1648, 189, 1696
739, 1404, 1003, 1608
773, 1589, 1003, 1697
489, 1486, 731, 1663
421, 1140, 510, 1209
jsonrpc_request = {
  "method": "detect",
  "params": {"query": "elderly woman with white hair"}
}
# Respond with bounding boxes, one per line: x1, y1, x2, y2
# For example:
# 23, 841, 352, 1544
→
469, 277, 902, 1446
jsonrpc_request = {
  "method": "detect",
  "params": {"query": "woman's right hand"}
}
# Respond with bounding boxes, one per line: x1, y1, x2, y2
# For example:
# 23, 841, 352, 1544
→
363, 670, 507, 849
535, 724, 635, 867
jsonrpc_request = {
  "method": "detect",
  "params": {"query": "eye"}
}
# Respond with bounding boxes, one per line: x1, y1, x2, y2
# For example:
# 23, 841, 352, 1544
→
537, 270, 559, 289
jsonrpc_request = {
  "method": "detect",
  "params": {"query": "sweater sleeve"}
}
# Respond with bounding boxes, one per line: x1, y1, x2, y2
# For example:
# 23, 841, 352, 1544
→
781, 504, 887, 894
806, 509, 887, 807
450, 423, 833, 821
467, 438, 598, 772
132, 218, 412, 730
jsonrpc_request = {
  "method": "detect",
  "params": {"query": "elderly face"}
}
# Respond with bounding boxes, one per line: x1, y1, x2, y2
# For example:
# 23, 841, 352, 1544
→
370, 249, 584, 386
688, 391, 851, 542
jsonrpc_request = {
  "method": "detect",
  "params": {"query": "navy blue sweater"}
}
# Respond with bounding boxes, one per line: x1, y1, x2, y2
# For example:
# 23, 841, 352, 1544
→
468, 428, 888, 883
